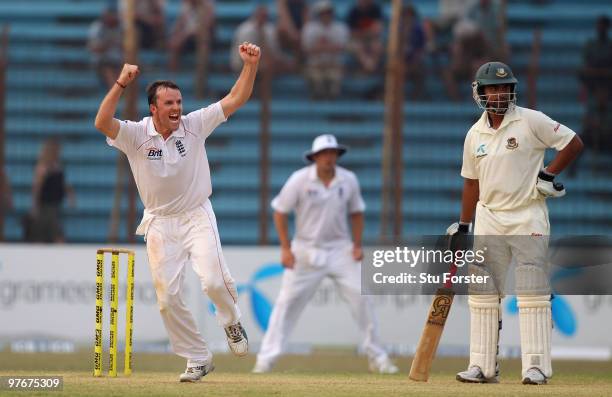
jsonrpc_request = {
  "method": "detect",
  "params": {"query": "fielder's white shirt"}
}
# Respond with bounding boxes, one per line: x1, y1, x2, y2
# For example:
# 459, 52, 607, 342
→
107, 102, 226, 231
461, 106, 575, 211
272, 165, 365, 248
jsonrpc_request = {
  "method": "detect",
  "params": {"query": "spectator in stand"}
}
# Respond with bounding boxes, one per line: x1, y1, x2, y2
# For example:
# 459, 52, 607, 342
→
168, 0, 215, 72
442, 19, 491, 100
346, 0, 384, 74
302, 1, 349, 99
276, 0, 309, 59
231, 5, 295, 74
88, 7, 122, 88
424, 0, 477, 56
465, 0, 508, 60
579, 15, 612, 161
403, 4, 427, 99
119, 0, 166, 49
27, 139, 75, 243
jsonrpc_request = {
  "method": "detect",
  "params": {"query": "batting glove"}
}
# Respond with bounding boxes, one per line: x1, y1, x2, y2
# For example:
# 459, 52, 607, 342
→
536, 169, 566, 198
447, 222, 471, 252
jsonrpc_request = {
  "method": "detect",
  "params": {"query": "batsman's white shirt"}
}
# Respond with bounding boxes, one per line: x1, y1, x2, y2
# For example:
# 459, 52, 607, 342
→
272, 164, 365, 249
461, 106, 575, 212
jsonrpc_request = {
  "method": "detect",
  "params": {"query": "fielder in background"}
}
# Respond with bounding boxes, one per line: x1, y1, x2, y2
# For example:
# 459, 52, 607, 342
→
94, 42, 261, 382
253, 134, 398, 374
451, 61, 583, 385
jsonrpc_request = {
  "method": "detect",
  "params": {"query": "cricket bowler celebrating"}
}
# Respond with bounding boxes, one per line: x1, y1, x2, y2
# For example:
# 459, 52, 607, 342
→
94, 42, 261, 382
253, 134, 398, 374
451, 61, 583, 384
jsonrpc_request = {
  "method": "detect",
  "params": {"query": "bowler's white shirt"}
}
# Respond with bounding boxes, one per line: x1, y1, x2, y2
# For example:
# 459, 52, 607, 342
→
461, 106, 575, 211
108, 102, 226, 217
272, 164, 365, 248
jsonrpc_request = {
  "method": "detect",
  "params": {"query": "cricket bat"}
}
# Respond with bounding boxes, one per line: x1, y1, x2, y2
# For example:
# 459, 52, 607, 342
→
408, 287, 455, 381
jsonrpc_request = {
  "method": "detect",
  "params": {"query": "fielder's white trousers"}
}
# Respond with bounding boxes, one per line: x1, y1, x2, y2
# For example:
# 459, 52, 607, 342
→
256, 242, 388, 366
144, 199, 240, 366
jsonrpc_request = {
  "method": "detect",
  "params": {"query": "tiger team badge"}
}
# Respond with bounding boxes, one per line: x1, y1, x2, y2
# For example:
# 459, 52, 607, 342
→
506, 137, 518, 150
496, 68, 508, 77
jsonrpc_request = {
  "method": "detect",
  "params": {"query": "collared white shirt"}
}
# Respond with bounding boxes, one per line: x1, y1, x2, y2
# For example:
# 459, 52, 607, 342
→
107, 102, 226, 217
272, 164, 365, 248
461, 105, 575, 211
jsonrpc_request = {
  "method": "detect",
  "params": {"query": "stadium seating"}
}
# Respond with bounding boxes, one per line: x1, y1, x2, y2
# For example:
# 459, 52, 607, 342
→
0, 0, 610, 243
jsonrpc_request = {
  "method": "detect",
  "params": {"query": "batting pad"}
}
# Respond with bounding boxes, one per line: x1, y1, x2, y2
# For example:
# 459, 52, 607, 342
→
468, 295, 500, 378
517, 295, 552, 378
515, 264, 551, 296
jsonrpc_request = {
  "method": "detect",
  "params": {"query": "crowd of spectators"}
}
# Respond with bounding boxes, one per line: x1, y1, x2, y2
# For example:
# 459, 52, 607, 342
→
85, 0, 514, 100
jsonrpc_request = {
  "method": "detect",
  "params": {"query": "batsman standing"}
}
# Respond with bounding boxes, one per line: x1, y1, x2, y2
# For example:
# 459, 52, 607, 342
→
452, 61, 583, 384
94, 42, 261, 382
253, 134, 398, 374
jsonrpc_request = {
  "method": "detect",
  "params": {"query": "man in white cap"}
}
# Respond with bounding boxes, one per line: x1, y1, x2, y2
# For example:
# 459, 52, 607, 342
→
252, 134, 398, 374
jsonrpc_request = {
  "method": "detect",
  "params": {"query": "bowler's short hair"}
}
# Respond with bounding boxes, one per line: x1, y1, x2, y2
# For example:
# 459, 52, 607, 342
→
146, 80, 181, 105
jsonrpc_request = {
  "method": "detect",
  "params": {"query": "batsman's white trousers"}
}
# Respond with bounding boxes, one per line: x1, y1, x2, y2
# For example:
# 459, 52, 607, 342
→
471, 200, 553, 378
256, 242, 388, 366
144, 199, 240, 366
473, 200, 550, 293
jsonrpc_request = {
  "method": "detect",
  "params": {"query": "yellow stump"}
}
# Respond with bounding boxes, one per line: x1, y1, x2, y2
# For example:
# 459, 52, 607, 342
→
124, 252, 135, 376
94, 252, 104, 377
109, 252, 119, 377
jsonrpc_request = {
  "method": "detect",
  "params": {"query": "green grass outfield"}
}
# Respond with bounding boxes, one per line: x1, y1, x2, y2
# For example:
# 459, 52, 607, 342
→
1, 350, 611, 397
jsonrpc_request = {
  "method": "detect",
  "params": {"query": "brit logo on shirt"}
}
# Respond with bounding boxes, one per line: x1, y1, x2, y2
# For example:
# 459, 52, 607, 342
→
146, 147, 162, 160
175, 140, 186, 157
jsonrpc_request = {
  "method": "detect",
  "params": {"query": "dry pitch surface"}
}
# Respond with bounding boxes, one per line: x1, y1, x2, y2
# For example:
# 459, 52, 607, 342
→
1, 351, 611, 397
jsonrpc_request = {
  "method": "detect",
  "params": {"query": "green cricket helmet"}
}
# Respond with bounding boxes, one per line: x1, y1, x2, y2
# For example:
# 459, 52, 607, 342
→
472, 61, 518, 115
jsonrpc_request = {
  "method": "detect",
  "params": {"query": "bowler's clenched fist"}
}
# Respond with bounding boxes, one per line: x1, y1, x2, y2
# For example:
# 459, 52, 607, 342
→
117, 64, 140, 87
239, 42, 261, 65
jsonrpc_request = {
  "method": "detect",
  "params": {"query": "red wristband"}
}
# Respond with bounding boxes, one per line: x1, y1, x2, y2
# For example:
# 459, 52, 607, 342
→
116, 80, 126, 89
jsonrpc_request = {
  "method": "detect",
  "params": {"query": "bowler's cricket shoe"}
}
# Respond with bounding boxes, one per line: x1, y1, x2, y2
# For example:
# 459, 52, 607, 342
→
522, 367, 547, 385
225, 322, 248, 357
369, 356, 399, 374
456, 365, 500, 383
179, 363, 215, 382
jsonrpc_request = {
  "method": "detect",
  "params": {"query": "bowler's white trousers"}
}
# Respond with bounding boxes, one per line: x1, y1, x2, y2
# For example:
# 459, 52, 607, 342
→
143, 199, 241, 366
256, 242, 389, 366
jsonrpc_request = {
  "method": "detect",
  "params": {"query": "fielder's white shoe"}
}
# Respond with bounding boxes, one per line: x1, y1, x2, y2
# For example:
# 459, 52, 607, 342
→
522, 367, 547, 385
224, 322, 248, 357
252, 360, 273, 374
456, 365, 500, 384
179, 363, 215, 382
369, 356, 399, 374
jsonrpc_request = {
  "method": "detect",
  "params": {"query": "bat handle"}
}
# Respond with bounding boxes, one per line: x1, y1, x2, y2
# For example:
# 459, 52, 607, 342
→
443, 263, 458, 289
